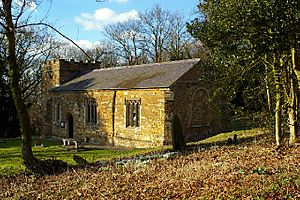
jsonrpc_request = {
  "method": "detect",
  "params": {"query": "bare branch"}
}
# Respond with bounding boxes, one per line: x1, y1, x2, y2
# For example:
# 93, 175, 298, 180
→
17, 22, 93, 61
15, 0, 26, 27
0, 21, 7, 30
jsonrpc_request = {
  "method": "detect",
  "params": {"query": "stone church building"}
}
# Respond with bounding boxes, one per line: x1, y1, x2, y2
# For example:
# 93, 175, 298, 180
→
41, 58, 226, 148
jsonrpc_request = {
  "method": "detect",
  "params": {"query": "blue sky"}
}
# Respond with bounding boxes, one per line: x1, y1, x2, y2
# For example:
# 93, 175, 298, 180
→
35, 0, 199, 48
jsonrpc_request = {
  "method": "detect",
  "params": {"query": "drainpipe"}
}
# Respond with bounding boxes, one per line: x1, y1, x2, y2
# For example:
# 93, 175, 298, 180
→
112, 90, 116, 146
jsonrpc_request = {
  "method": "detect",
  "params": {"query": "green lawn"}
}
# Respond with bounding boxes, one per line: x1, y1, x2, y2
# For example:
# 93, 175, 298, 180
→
0, 138, 164, 176
193, 128, 267, 145
0, 128, 266, 176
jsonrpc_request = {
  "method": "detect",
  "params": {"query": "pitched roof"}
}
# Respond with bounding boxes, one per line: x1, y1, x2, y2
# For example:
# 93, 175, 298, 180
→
51, 58, 200, 92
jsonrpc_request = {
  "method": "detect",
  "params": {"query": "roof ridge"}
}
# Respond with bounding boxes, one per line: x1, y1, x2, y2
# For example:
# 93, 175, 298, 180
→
93, 58, 200, 72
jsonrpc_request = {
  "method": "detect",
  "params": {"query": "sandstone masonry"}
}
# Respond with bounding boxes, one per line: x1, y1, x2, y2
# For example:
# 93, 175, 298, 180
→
41, 59, 228, 148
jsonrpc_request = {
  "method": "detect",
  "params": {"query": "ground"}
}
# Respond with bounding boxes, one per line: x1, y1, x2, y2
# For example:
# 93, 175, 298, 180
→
0, 138, 161, 175
0, 129, 299, 199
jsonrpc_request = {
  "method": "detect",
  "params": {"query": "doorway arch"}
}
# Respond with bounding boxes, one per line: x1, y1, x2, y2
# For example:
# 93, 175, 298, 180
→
67, 113, 74, 138
187, 88, 210, 142
190, 88, 209, 127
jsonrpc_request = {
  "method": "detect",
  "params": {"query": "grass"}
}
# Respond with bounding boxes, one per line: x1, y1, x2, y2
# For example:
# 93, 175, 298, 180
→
1, 128, 299, 199
0, 138, 164, 176
0, 129, 265, 176
192, 128, 267, 145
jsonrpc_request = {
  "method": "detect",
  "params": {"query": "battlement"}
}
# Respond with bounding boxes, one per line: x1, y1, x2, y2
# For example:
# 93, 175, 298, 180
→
43, 59, 100, 66
42, 59, 100, 89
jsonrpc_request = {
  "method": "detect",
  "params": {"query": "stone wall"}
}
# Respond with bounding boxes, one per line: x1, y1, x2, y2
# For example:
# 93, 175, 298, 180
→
163, 96, 174, 145
170, 63, 209, 142
41, 59, 100, 137
171, 63, 230, 142
40, 59, 229, 148
46, 89, 170, 148
113, 89, 168, 148
47, 91, 113, 145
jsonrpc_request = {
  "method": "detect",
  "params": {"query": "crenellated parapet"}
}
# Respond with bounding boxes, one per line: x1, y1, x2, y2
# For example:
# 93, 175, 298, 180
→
42, 59, 100, 91
43, 58, 100, 65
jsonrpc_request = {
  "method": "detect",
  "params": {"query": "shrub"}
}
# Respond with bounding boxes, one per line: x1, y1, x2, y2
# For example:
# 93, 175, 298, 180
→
171, 114, 186, 150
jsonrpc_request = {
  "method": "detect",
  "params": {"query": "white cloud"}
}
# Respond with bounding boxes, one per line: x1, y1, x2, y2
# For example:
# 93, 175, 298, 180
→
75, 8, 139, 31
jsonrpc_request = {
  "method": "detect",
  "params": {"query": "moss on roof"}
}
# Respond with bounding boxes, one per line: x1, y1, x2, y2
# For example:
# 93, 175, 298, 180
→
52, 59, 200, 91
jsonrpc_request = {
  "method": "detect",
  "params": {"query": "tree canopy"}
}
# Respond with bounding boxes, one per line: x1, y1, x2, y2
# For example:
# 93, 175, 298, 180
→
188, 0, 300, 145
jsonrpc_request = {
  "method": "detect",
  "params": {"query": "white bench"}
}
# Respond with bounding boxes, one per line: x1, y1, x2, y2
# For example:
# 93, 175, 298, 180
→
62, 138, 79, 149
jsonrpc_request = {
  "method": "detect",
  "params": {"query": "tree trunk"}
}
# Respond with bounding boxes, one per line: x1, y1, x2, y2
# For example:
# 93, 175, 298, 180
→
275, 83, 283, 146
289, 48, 299, 144
273, 56, 283, 146
264, 62, 271, 111
286, 71, 298, 145
3, 0, 35, 167
292, 48, 300, 83
288, 95, 298, 144
8, 66, 35, 166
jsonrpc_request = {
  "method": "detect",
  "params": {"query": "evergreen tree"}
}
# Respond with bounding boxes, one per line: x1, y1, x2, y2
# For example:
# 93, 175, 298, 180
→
188, 0, 300, 145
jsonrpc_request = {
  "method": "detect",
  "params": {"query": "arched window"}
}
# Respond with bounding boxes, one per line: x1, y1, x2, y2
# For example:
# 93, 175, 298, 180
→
54, 99, 61, 122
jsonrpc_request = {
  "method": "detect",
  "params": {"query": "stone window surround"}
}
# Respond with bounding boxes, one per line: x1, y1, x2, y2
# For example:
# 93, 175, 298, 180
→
85, 98, 97, 125
54, 98, 61, 124
125, 99, 141, 128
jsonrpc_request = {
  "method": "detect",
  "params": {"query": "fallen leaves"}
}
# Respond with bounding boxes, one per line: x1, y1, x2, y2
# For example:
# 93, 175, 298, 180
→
0, 136, 300, 199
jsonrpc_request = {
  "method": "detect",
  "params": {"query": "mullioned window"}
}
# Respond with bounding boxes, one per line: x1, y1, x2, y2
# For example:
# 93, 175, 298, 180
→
85, 98, 97, 124
125, 99, 141, 127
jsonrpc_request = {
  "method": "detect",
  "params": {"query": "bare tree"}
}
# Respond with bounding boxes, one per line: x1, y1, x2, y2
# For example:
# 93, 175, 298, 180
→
139, 5, 174, 63
1, 0, 36, 166
54, 41, 119, 68
104, 5, 196, 65
0, 0, 64, 170
167, 12, 194, 60
104, 19, 146, 65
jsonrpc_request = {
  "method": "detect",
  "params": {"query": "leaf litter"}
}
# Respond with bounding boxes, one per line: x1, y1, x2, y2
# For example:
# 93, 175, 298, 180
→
0, 135, 299, 199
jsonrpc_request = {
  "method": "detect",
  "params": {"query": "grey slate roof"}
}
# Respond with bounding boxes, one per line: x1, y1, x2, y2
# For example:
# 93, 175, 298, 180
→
52, 58, 200, 92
